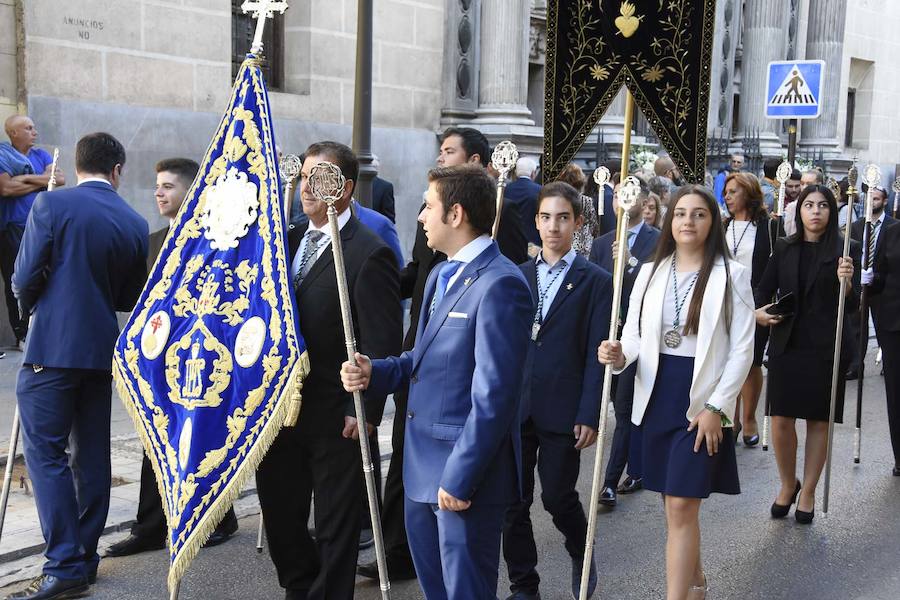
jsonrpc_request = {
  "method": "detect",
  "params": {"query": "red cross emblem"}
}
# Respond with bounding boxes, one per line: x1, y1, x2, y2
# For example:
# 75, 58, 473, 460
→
150, 315, 163, 334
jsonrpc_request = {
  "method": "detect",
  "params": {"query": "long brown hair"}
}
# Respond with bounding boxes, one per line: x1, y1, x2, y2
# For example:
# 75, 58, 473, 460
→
648, 185, 731, 336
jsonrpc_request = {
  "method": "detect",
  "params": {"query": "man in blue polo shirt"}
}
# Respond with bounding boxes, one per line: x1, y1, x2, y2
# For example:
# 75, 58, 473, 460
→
0, 115, 63, 344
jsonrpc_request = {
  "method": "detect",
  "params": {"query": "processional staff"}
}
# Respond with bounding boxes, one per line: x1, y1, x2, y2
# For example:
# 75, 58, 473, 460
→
577, 92, 640, 600
762, 160, 794, 452
308, 161, 391, 600
853, 165, 881, 465
490, 141, 518, 239
0, 147, 59, 543
593, 166, 611, 220
892, 176, 900, 220
822, 163, 864, 516
279, 153, 302, 223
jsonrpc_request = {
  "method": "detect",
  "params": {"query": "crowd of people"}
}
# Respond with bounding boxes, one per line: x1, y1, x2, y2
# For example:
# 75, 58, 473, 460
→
0, 116, 898, 600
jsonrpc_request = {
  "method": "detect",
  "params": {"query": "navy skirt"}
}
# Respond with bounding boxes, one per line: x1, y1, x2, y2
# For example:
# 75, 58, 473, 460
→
641, 354, 740, 498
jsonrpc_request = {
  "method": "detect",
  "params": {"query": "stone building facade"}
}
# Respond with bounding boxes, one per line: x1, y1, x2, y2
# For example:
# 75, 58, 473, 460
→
1, 0, 899, 344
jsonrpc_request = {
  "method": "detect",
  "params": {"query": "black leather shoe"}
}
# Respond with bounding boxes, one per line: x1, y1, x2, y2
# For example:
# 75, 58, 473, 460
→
743, 433, 760, 447
795, 508, 815, 524
358, 528, 374, 550
5, 574, 88, 600
599, 486, 617, 508
617, 476, 643, 494
357, 559, 417, 581
571, 555, 597, 600
105, 534, 165, 557
770, 480, 801, 519
204, 516, 238, 548
893, 465, 900, 477
845, 369, 859, 381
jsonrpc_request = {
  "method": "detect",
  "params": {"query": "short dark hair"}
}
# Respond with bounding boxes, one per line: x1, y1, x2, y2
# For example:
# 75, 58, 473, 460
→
763, 158, 781, 179
155, 157, 199, 187
441, 127, 490, 167
427, 164, 495, 235
789, 169, 802, 182
75, 132, 126, 175
304, 141, 359, 194
538, 181, 583, 219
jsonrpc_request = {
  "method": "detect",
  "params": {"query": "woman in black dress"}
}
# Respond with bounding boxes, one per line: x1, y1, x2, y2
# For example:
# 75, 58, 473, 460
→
599, 185, 755, 598
755, 185, 859, 524
723, 172, 782, 445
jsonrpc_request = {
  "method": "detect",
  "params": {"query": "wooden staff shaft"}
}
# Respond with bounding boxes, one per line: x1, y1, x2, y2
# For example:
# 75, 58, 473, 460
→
578, 90, 634, 600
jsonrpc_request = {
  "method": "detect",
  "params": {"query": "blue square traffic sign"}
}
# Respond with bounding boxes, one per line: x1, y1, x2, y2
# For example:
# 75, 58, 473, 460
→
765, 60, 825, 119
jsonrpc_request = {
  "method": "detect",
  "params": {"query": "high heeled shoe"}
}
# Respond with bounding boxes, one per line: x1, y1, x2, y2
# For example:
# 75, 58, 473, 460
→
770, 480, 801, 518
795, 507, 815, 524
689, 573, 708, 599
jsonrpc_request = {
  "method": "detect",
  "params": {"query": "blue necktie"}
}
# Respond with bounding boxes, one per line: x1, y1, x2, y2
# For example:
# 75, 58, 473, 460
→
429, 260, 460, 316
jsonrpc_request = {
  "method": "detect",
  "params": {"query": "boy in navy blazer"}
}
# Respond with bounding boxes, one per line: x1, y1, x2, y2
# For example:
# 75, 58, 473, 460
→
10, 133, 148, 600
503, 181, 612, 600
341, 164, 533, 599
589, 186, 661, 506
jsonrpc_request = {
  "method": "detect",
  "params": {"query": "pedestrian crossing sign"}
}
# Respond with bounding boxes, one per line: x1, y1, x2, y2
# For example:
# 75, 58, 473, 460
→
766, 60, 825, 119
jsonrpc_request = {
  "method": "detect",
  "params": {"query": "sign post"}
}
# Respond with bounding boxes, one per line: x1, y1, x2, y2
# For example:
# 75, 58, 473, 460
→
765, 60, 825, 164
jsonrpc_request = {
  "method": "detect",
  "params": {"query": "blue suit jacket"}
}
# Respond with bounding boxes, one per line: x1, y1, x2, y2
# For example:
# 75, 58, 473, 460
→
519, 255, 612, 433
354, 201, 404, 267
504, 177, 541, 245
369, 242, 533, 504
13, 181, 148, 370
371, 176, 396, 223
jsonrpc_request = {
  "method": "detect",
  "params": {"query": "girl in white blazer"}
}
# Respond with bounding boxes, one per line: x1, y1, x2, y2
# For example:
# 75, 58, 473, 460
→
599, 185, 755, 600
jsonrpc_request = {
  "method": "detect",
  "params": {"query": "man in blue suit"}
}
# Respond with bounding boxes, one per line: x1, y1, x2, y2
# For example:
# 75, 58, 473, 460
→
503, 157, 541, 246
589, 186, 661, 507
341, 164, 533, 599
9, 133, 148, 600
503, 181, 612, 600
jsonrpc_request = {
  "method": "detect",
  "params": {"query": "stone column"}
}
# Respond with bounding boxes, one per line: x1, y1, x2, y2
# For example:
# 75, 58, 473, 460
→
736, 0, 791, 155
800, 0, 847, 150
440, 0, 481, 125
707, 0, 741, 135
473, 0, 533, 125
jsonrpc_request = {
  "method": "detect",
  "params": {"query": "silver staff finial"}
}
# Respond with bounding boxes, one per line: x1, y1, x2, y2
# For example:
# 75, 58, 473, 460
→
593, 166, 611, 187
863, 164, 882, 188
279, 154, 302, 182
776, 161, 792, 184
491, 141, 518, 179
309, 161, 346, 205
618, 176, 641, 210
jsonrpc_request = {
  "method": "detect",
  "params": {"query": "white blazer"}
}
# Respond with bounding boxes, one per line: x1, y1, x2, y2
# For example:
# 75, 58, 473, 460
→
615, 255, 756, 426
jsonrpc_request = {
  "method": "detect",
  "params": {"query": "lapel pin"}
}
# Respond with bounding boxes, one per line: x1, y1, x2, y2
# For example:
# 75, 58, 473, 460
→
464, 277, 472, 286
566, 283, 574, 290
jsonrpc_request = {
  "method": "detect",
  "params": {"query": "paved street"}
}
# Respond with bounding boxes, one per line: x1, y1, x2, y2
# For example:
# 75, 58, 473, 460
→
1, 350, 900, 599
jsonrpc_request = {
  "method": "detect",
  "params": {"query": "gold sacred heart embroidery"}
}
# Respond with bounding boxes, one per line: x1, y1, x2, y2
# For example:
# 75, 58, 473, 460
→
615, 1, 641, 38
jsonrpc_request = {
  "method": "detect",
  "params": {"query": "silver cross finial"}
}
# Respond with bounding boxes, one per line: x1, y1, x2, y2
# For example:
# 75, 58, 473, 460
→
241, 0, 289, 56
309, 161, 346, 206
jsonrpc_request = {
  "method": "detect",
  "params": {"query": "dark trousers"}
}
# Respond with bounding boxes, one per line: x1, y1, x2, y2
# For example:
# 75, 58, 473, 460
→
879, 329, 900, 465
257, 428, 364, 599
406, 496, 506, 600
379, 386, 413, 567
604, 363, 643, 487
16, 366, 111, 581
131, 452, 237, 542
503, 419, 588, 594
0, 224, 28, 341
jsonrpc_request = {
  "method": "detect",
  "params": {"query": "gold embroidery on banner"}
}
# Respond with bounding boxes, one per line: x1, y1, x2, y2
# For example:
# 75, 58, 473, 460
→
164, 319, 233, 410
544, 0, 716, 182
614, 1, 641, 38
114, 61, 303, 559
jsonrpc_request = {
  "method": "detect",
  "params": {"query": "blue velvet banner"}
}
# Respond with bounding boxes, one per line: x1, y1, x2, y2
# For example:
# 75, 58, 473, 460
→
112, 56, 308, 590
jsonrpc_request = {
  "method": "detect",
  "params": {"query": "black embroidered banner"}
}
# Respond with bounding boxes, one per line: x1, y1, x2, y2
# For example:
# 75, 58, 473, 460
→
544, 0, 717, 183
